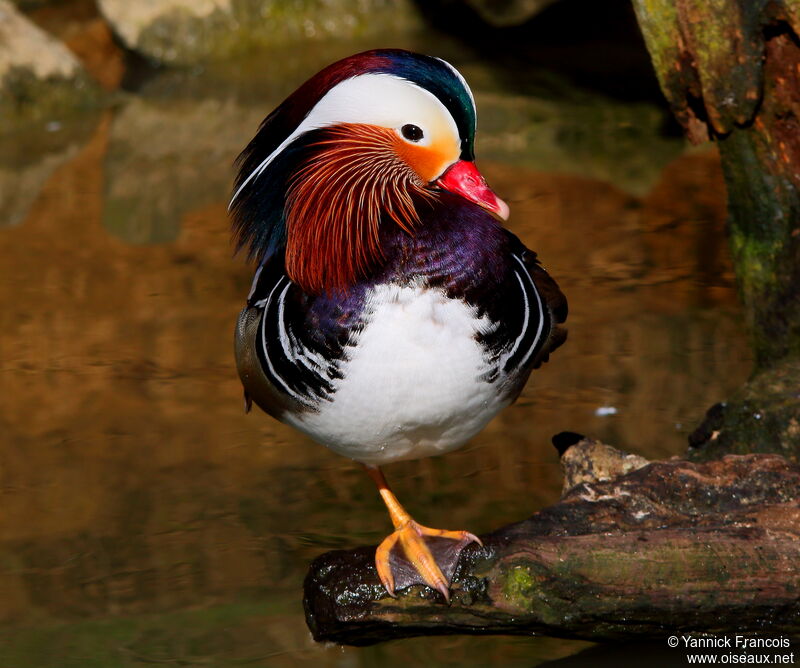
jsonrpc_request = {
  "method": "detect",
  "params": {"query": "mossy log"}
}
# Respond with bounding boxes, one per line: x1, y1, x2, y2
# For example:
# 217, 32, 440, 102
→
303, 439, 800, 646
631, 0, 800, 368
689, 357, 800, 462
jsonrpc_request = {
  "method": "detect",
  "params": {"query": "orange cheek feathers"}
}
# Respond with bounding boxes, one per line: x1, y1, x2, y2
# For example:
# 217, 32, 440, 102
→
283, 124, 433, 294
393, 136, 459, 184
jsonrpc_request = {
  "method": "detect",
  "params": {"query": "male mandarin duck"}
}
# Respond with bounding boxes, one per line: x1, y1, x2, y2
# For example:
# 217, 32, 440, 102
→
230, 49, 567, 601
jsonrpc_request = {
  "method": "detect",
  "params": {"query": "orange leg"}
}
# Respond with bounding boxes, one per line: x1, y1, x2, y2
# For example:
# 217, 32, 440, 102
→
364, 465, 482, 602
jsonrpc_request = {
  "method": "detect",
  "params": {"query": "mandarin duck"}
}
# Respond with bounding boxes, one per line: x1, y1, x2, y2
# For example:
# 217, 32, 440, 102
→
231, 49, 567, 601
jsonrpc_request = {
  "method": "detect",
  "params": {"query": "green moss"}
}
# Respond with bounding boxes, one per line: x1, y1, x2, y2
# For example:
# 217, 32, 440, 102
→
729, 232, 780, 294
499, 560, 582, 625
133, 6, 239, 65
502, 564, 536, 609
716, 122, 800, 367
635, 0, 763, 133
630, 0, 682, 103
689, 357, 800, 462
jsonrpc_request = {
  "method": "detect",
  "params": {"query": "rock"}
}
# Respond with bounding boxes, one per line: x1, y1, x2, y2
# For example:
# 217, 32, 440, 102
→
0, 0, 98, 127
97, 0, 425, 66
462, 0, 560, 27
559, 437, 649, 494
23, 1, 126, 91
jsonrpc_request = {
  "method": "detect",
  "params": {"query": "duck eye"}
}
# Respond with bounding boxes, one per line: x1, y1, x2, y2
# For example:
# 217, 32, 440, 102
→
401, 124, 424, 142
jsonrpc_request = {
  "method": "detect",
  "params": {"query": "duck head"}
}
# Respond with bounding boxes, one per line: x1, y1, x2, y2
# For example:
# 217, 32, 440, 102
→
230, 49, 508, 294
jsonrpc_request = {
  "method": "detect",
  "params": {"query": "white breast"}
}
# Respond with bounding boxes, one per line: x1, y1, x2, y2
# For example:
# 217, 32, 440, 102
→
287, 284, 509, 465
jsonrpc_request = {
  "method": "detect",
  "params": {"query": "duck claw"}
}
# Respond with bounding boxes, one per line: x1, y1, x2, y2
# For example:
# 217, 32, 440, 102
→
374, 521, 481, 602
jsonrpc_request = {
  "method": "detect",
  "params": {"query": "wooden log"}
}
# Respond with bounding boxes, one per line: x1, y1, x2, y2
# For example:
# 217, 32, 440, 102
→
303, 439, 800, 645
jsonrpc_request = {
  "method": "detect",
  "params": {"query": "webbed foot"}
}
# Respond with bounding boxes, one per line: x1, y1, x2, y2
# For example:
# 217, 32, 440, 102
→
375, 520, 481, 601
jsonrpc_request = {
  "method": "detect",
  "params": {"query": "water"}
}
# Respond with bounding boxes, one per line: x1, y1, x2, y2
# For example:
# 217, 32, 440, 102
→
0, 22, 752, 668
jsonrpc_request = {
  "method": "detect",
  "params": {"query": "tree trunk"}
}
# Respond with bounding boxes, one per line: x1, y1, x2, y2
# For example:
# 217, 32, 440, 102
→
631, 0, 800, 462
631, 0, 800, 369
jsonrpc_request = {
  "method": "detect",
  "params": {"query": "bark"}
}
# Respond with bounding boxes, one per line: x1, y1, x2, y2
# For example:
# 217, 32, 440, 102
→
631, 1, 800, 462
303, 439, 800, 646
689, 357, 800, 463
631, 0, 800, 369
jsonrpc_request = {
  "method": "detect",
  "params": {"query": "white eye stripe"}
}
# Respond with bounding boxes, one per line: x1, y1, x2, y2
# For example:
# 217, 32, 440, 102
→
229, 73, 460, 209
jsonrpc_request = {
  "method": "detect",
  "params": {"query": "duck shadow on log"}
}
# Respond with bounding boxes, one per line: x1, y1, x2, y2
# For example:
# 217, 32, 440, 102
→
303, 434, 800, 646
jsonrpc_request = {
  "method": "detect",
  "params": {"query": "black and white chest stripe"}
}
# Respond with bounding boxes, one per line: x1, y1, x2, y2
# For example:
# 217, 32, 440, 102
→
502, 252, 549, 374
250, 267, 342, 409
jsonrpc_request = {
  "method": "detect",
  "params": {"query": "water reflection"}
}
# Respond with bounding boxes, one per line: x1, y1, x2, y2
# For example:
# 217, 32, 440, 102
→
0, 35, 750, 667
